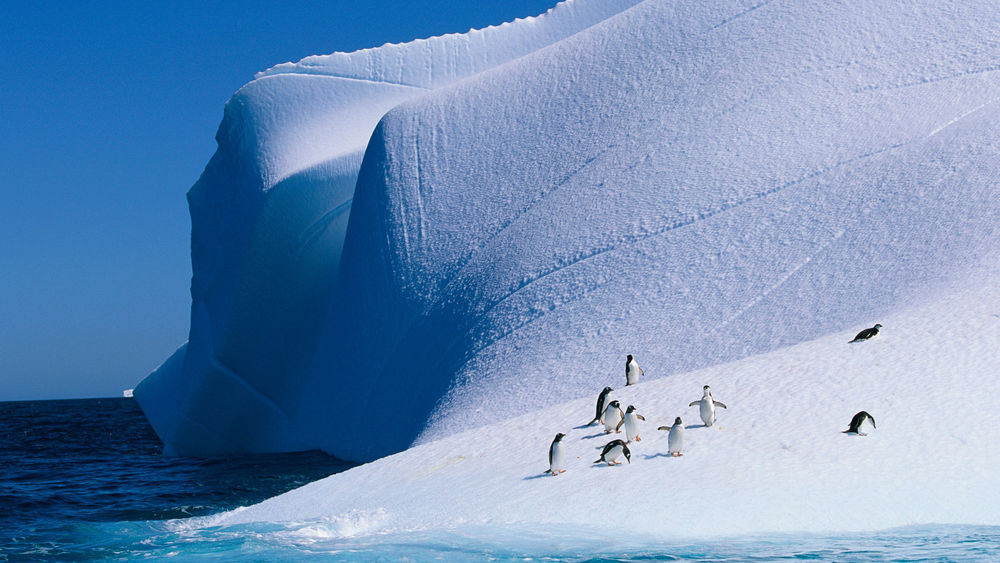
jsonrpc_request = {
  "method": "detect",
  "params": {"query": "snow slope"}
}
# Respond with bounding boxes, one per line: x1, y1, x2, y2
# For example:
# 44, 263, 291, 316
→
139, 0, 1000, 463
134, 0, 642, 456
203, 266, 1000, 537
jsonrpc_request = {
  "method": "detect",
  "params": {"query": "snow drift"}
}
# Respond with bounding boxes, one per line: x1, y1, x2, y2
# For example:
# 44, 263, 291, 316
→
139, 0, 1000, 466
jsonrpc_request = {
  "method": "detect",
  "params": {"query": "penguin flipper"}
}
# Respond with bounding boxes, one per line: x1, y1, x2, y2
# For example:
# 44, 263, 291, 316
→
657, 425, 672, 431
637, 414, 646, 421
714, 401, 727, 409
688, 401, 700, 407
616, 419, 625, 432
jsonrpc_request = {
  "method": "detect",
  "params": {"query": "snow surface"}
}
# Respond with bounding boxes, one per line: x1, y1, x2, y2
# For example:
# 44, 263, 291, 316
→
134, 0, 641, 456
139, 0, 1000, 470
202, 268, 1000, 537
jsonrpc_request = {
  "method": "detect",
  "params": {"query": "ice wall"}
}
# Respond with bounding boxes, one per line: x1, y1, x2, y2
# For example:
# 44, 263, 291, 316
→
140, 0, 1000, 461
135, 0, 643, 456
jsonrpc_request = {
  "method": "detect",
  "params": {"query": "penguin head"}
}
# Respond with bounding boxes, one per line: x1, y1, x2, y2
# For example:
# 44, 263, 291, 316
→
602, 386, 613, 394
608, 400, 620, 408
554, 433, 566, 442
626, 354, 633, 362
674, 417, 683, 426
874, 323, 883, 329
625, 405, 636, 413
623, 446, 631, 463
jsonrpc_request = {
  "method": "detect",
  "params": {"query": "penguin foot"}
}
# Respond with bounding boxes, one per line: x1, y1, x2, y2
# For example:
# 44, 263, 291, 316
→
636, 436, 642, 441
558, 469, 565, 473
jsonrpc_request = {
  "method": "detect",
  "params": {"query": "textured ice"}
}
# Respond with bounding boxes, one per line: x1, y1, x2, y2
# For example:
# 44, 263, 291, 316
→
202, 269, 1000, 537
138, 0, 1000, 466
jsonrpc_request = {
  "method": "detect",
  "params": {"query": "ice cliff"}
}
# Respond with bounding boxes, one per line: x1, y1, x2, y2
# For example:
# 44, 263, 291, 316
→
138, 0, 1000, 463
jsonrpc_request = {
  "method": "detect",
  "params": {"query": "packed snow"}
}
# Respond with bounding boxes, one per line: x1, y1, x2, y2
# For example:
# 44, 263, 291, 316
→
139, 0, 1000, 499
202, 268, 1000, 537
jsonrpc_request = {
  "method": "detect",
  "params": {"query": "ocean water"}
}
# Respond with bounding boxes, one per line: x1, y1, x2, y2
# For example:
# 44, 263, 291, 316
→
3, 399, 1000, 561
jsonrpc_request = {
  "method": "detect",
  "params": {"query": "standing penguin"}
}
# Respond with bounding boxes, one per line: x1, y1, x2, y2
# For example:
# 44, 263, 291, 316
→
689, 385, 727, 427
658, 417, 685, 456
594, 439, 631, 465
625, 354, 644, 386
548, 433, 567, 475
849, 324, 882, 343
602, 400, 625, 434
843, 411, 877, 436
588, 387, 614, 425
619, 405, 646, 443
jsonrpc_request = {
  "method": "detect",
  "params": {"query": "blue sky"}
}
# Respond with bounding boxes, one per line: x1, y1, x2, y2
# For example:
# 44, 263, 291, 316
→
0, 1, 558, 401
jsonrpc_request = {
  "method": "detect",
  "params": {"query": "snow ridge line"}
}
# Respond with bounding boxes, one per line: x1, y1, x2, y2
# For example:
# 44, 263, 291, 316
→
926, 96, 1000, 139
440, 142, 906, 361
854, 64, 1000, 94
295, 198, 354, 260
706, 0, 775, 33
712, 228, 848, 335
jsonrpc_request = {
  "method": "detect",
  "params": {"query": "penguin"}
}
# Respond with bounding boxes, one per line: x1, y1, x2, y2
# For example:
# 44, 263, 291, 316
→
548, 433, 567, 475
625, 354, 644, 386
594, 439, 631, 465
619, 405, 646, 443
588, 386, 614, 425
689, 385, 727, 427
843, 411, 876, 436
849, 324, 882, 343
602, 400, 625, 434
657, 417, 685, 456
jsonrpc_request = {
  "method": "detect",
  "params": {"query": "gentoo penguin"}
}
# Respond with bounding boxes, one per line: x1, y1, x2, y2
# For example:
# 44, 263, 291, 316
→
625, 354, 644, 386
619, 405, 646, 443
602, 400, 625, 434
850, 324, 883, 343
548, 433, 567, 475
588, 387, 614, 425
843, 411, 876, 436
594, 439, 631, 465
689, 385, 727, 427
657, 417, 685, 456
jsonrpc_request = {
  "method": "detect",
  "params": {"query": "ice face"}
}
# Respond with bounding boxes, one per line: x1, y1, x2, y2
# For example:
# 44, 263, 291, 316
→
139, 0, 1000, 462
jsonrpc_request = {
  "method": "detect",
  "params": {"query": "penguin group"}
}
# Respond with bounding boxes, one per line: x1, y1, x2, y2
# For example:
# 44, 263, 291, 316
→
546, 324, 883, 475
545, 353, 733, 475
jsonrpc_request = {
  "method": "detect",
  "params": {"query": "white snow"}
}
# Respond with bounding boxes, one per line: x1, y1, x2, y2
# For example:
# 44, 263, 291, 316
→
138, 11, 1000, 546
201, 267, 1000, 537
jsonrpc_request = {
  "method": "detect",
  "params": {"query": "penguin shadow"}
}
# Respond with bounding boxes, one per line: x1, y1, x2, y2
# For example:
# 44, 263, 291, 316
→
573, 423, 595, 430
589, 462, 628, 470
582, 431, 614, 440
687, 424, 707, 429
523, 472, 553, 481
643, 453, 675, 460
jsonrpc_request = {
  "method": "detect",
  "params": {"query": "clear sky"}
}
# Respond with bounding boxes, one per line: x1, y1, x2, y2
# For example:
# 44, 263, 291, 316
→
0, 0, 559, 401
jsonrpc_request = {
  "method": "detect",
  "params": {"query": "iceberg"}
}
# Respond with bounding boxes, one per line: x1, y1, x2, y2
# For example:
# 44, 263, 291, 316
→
139, 0, 1000, 476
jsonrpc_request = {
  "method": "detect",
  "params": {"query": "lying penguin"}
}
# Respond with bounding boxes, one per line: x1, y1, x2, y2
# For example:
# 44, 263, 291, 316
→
849, 323, 882, 343
843, 411, 876, 436
595, 439, 631, 465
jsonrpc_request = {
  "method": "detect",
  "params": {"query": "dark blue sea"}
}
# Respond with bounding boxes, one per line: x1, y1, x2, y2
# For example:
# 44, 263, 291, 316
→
3, 398, 1000, 561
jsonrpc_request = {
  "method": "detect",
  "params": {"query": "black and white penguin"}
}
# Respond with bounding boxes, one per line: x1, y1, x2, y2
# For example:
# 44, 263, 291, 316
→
594, 439, 631, 465
588, 387, 614, 425
657, 417, 685, 456
689, 385, 727, 427
619, 405, 646, 443
548, 433, 567, 475
626, 354, 644, 386
602, 400, 625, 434
849, 324, 883, 343
843, 411, 876, 436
